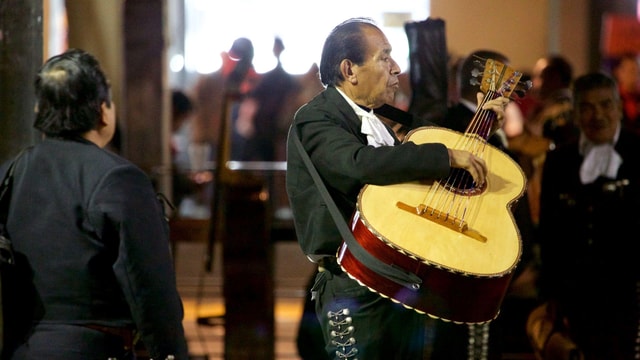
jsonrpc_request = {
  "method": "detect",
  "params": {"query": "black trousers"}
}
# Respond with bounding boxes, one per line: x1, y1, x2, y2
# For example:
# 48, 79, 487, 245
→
313, 265, 426, 360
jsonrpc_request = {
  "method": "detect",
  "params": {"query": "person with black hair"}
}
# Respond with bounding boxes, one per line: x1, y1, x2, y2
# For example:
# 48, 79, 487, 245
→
0, 48, 188, 360
528, 72, 640, 359
286, 18, 509, 359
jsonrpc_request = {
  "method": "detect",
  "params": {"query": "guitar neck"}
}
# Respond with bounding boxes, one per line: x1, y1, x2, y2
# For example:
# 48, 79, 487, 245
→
466, 90, 500, 142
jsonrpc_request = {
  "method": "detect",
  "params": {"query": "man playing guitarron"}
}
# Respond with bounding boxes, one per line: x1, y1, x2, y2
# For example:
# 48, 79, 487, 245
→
286, 17, 513, 359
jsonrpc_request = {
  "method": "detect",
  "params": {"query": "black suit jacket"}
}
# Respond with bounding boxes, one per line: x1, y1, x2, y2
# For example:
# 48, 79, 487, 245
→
286, 86, 452, 258
538, 128, 640, 298
0, 137, 188, 359
536, 128, 640, 357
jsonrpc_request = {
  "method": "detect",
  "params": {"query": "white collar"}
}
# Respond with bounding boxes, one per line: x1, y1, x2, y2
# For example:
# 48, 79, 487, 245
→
578, 123, 622, 184
336, 88, 395, 147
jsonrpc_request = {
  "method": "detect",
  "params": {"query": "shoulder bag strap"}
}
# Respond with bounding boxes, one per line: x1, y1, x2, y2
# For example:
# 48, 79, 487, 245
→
0, 150, 24, 353
0, 148, 31, 265
0, 160, 18, 226
0, 148, 29, 227
290, 127, 421, 290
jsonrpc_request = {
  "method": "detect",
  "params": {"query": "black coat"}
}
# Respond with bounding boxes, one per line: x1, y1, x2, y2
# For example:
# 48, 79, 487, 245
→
286, 86, 451, 258
0, 137, 188, 359
537, 127, 640, 358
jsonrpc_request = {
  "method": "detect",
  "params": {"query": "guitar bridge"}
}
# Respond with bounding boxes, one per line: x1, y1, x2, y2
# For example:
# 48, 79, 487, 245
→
396, 202, 487, 243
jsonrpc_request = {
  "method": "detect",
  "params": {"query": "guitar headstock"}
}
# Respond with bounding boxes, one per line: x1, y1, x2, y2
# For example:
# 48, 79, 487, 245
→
471, 57, 531, 99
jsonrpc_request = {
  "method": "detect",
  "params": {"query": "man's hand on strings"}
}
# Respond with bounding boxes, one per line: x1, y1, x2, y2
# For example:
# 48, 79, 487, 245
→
478, 93, 510, 135
448, 148, 488, 186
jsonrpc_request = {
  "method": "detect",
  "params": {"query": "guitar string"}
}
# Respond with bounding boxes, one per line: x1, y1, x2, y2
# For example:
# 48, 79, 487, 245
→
425, 90, 495, 230
422, 59, 518, 234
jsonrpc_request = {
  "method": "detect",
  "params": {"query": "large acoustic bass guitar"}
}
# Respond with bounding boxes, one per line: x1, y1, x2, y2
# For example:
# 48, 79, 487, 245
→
338, 58, 530, 324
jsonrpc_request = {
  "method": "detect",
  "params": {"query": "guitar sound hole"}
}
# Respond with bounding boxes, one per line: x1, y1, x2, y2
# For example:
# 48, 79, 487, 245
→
442, 168, 485, 195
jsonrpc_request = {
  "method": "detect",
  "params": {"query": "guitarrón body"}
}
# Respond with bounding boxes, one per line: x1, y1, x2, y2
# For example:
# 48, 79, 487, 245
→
339, 127, 525, 323
338, 58, 529, 324
368, 127, 523, 271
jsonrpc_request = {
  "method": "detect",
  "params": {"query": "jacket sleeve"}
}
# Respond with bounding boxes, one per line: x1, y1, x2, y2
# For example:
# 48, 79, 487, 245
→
92, 164, 189, 359
297, 104, 451, 194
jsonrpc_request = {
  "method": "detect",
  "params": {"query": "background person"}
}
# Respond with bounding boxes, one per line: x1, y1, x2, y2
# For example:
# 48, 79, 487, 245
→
510, 54, 576, 228
191, 37, 261, 162
0, 48, 188, 360
528, 72, 640, 359
234, 36, 301, 162
607, 52, 640, 135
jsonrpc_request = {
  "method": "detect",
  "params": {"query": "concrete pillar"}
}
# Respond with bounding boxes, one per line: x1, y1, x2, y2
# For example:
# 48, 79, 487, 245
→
0, 0, 42, 163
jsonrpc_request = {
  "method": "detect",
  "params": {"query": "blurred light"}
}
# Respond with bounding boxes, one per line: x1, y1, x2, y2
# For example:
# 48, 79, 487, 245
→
184, 0, 429, 75
46, 0, 68, 59
170, 54, 185, 73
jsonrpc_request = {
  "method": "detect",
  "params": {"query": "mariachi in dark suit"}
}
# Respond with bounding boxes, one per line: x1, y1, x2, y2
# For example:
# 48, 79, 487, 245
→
0, 137, 188, 360
286, 85, 451, 359
537, 126, 640, 359
286, 86, 449, 258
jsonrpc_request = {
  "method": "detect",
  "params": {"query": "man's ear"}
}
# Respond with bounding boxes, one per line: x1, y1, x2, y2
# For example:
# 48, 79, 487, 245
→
340, 59, 357, 84
99, 102, 113, 127
99, 103, 107, 125
82, 102, 115, 148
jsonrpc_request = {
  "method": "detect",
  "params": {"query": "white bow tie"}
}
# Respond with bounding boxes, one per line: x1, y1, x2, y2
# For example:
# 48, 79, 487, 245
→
360, 112, 395, 147
579, 143, 622, 184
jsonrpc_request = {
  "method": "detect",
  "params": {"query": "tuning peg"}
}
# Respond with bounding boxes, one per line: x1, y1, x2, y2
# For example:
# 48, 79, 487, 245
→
513, 80, 533, 98
472, 58, 486, 68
